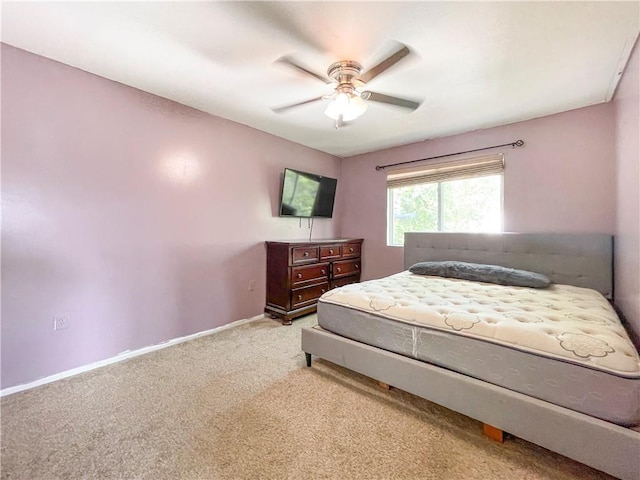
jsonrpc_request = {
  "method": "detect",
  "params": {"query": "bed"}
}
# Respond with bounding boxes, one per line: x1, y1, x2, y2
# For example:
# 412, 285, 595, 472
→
301, 232, 640, 480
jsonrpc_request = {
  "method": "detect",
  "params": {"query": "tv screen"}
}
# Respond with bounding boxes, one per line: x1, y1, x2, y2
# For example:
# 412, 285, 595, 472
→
279, 168, 337, 218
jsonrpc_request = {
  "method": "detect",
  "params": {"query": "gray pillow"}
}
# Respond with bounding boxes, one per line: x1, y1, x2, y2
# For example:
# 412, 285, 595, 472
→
409, 261, 551, 288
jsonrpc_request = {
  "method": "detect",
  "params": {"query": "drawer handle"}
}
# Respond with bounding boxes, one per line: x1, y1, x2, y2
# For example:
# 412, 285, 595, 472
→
349, 247, 354, 253
297, 294, 302, 300
321, 269, 326, 275
304, 252, 309, 257
329, 249, 333, 254
355, 264, 359, 269
297, 273, 303, 279
337, 267, 341, 273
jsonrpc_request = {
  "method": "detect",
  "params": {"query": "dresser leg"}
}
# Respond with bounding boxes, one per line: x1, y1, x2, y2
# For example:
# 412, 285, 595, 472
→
282, 317, 292, 326
305, 352, 312, 367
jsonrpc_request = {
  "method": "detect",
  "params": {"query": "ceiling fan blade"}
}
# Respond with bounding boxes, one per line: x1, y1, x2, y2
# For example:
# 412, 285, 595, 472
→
276, 56, 332, 84
359, 44, 411, 83
271, 96, 325, 113
362, 91, 420, 111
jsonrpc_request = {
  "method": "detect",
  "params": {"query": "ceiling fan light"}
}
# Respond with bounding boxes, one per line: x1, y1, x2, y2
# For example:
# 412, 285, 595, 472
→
324, 92, 368, 121
344, 94, 368, 121
324, 93, 348, 120
324, 102, 340, 120
335, 92, 350, 107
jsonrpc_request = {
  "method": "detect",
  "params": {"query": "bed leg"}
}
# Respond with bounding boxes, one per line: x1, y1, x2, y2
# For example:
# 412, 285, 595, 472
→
378, 381, 391, 390
483, 423, 504, 443
305, 352, 312, 367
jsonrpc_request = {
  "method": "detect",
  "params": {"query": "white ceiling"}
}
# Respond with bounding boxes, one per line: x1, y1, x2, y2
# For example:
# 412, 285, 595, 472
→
2, 2, 638, 157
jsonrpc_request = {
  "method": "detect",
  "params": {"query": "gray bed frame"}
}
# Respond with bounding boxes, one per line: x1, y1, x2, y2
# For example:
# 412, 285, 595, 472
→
301, 232, 640, 480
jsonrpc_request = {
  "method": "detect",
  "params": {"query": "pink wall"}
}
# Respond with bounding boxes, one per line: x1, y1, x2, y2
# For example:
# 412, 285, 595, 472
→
614, 39, 640, 343
339, 103, 616, 281
1, 45, 341, 389
1, 42, 631, 391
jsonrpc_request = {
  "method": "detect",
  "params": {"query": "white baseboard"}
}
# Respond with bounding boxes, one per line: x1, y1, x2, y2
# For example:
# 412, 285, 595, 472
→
1, 314, 266, 398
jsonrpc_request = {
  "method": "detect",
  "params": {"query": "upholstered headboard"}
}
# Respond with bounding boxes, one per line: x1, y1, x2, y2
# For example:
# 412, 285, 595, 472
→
404, 232, 613, 297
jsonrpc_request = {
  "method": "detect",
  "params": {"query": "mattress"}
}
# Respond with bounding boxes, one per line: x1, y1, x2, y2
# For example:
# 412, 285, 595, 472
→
317, 271, 640, 425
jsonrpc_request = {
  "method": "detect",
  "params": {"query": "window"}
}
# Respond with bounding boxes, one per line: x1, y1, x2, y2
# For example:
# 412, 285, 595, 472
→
387, 154, 504, 246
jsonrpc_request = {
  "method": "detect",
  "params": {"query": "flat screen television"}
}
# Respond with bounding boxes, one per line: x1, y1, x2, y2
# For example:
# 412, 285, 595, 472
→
279, 168, 337, 218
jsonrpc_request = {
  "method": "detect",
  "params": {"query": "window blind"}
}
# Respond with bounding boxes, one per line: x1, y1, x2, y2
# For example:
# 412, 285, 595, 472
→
386, 154, 504, 189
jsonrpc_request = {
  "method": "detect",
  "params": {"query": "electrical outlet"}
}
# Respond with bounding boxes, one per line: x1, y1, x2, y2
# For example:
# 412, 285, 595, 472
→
53, 314, 70, 331
248, 280, 256, 292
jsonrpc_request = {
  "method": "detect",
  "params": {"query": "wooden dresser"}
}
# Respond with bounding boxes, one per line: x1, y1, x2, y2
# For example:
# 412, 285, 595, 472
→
265, 238, 363, 325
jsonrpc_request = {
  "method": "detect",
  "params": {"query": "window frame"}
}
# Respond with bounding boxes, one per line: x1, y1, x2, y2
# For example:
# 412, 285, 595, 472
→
386, 166, 504, 247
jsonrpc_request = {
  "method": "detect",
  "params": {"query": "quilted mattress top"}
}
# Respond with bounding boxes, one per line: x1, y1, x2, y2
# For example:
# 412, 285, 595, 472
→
319, 271, 640, 378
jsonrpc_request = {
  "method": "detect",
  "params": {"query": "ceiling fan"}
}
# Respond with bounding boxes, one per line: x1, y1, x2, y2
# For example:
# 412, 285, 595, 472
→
271, 44, 421, 128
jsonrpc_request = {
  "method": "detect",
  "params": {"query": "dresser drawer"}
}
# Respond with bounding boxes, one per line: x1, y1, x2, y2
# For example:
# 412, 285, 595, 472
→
292, 263, 329, 287
333, 259, 360, 278
291, 246, 319, 265
320, 245, 341, 260
331, 276, 359, 289
292, 282, 329, 308
342, 243, 361, 258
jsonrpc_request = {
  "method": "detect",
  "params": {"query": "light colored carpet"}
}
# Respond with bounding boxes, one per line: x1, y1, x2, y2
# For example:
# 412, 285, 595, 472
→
1, 315, 614, 479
